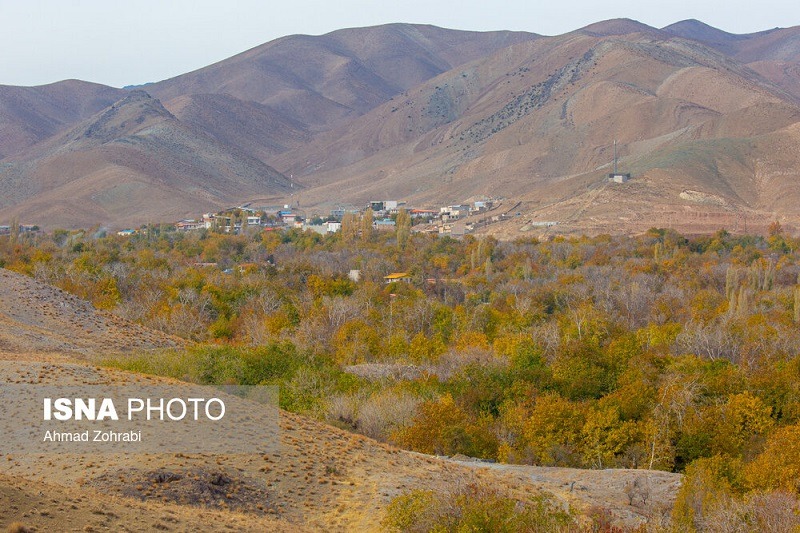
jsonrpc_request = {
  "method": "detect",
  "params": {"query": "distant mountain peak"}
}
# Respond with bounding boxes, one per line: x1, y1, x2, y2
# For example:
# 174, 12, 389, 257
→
80, 91, 174, 142
579, 18, 660, 37
662, 19, 740, 43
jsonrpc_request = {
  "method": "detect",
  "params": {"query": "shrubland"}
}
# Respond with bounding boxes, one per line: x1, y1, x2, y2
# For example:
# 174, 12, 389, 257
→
3, 221, 800, 530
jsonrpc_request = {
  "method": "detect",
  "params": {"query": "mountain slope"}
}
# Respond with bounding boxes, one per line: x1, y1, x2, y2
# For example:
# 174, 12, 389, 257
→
164, 93, 311, 162
1, 20, 800, 234
148, 24, 538, 131
663, 20, 800, 100
0, 80, 125, 158
0, 91, 294, 228
272, 26, 800, 235
154, 19, 800, 229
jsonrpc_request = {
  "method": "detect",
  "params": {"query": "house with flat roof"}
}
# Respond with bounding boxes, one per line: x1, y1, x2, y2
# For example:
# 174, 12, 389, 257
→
384, 272, 411, 284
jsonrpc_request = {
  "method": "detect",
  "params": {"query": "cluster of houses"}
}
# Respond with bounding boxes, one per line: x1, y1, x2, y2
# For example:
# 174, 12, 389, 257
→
112, 198, 504, 238
0, 224, 39, 236
1, 198, 507, 241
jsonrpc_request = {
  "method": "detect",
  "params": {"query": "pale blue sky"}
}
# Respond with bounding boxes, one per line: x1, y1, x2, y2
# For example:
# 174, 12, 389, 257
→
1, 0, 798, 88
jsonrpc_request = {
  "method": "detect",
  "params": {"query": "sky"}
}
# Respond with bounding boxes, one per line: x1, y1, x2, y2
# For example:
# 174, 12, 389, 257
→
1, 0, 798, 88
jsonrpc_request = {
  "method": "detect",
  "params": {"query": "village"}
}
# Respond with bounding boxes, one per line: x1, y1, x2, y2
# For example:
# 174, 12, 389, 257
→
112, 197, 527, 239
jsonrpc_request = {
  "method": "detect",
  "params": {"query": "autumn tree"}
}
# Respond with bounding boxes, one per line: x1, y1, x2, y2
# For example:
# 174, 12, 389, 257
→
360, 207, 374, 241
340, 213, 358, 243
395, 208, 411, 250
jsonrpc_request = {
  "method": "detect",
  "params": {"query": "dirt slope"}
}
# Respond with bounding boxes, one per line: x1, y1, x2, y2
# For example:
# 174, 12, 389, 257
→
0, 268, 182, 354
0, 472, 304, 533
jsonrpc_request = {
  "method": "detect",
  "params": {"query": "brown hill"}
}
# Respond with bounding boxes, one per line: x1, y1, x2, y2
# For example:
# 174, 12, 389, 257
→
0, 80, 125, 158
580, 18, 665, 38
663, 21, 800, 100
269, 25, 800, 235
0, 91, 294, 229
662, 20, 750, 52
0, 268, 182, 353
148, 23, 538, 132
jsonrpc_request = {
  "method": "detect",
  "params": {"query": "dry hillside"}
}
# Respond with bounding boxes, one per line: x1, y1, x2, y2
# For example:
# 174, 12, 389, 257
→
663, 20, 800, 101
0, 91, 294, 229
274, 22, 800, 235
0, 268, 182, 354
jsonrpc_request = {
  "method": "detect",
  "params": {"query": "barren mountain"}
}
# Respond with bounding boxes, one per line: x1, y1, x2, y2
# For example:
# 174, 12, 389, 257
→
148, 24, 538, 132
0, 91, 293, 228
0, 80, 125, 158
1, 20, 800, 234
663, 20, 800, 100
271, 24, 800, 235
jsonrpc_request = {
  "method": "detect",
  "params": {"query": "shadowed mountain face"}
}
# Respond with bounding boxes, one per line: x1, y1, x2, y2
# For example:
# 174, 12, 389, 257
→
1, 20, 800, 233
0, 91, 293, 228
0, 80, 125, 158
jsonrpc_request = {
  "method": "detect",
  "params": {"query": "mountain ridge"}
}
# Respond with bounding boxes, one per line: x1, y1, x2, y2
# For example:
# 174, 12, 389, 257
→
0, 91, 294, 228
1, 20, 800, 233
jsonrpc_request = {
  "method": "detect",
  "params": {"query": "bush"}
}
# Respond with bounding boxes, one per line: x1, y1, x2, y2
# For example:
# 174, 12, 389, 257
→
382, 481, 574, 532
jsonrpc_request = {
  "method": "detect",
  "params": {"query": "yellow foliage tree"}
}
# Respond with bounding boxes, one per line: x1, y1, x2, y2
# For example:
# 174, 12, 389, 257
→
745, 424, 800, 492
523, 393, 585, 466
672, 455, 741, 532
712, 391, 773, 457
581, 405, 642, 468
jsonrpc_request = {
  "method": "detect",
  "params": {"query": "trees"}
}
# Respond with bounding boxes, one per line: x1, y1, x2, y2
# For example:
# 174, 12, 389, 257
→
395, 208, 411, 250
360, 207, 374, 241
9, 225, 800, 526
744, 424, 800, 492
392, 394, 497, 458
383, 482, 575, 533
523, 393, 585, 466
340, 213, 359, 243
